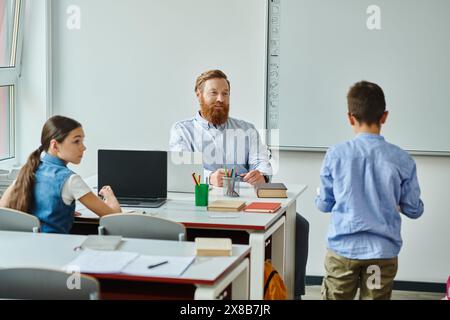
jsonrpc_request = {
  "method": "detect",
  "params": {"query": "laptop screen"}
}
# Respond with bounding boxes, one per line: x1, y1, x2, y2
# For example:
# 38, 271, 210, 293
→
98, 150, 167, 199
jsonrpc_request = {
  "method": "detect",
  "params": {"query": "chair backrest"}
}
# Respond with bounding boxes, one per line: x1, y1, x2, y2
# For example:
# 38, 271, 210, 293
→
0, 207, 40, 233
0, 268, 100, 300
99, 213, 186, 241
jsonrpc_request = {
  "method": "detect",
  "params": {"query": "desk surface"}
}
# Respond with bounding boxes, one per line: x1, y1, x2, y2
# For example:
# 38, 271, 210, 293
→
0, 231, 250, 286
77, 181, 307, 231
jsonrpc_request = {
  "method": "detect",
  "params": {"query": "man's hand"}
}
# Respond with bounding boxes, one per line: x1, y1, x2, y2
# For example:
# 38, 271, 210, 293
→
241, 170, 266, 186
210, 169, 226, 187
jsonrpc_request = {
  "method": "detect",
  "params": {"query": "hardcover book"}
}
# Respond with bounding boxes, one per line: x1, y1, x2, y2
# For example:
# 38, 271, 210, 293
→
244, 202, 281, 213
207, 200, 246, 212
254, 183, 288, 198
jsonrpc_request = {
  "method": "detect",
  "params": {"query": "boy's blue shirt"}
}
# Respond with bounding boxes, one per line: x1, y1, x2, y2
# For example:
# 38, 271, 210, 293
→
315, 133, 424, 259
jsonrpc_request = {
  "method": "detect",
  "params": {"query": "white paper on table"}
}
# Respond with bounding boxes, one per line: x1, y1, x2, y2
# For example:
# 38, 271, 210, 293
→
122, 255, 195, 277
65, 249, 139, 274
207, 213, 240, 219
237, 181, 253, 189
76, 201, 139, 218
75, 203, 99, 218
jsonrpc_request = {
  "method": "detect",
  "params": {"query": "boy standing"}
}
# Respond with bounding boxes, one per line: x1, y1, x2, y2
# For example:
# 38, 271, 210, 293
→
315, 81, 424, 300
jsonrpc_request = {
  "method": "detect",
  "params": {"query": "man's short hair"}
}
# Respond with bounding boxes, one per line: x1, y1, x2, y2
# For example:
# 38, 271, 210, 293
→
195, 70, 230, 93
347, 81, 386, 126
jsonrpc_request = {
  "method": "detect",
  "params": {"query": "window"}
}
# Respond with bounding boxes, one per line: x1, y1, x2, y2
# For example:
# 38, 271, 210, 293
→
0, 0, 23, 162
0, 86, 13, 160
0, 0, 16, 68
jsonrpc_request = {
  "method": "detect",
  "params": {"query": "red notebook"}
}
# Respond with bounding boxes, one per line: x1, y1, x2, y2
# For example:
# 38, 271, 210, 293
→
244, 202, 281, 213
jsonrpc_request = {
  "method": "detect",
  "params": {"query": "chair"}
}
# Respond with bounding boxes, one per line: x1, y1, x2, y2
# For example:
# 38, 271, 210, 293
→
98, 213, 186, 241
0, 268, 100, 300
0, 207, 40, 233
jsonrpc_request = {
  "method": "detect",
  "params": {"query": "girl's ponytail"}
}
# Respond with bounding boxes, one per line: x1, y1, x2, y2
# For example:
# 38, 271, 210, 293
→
8, 147, 43, 213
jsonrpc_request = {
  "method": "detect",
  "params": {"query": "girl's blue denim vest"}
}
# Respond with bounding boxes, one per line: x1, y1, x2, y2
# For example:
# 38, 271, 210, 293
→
32, 154, 76, 234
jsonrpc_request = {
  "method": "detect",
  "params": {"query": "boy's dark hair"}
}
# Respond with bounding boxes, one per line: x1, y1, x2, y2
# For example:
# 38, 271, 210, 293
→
347, 81, 386, 126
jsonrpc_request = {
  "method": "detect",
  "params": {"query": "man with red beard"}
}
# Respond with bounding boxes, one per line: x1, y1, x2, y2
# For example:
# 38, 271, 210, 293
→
169, 69, 272, 186
170, 70, 309, 300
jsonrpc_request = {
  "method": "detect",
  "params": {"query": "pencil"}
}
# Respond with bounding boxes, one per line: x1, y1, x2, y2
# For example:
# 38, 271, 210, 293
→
192, 173, 199, 186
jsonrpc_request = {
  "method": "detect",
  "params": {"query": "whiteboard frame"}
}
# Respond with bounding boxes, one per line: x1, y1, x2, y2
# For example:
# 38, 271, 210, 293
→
268, 145, 450, 157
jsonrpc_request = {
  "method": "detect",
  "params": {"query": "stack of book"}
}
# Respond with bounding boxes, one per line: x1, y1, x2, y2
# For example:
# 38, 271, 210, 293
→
207, 200, 246, 212
195, 237, 232, 256
78, 235, 123, 251
254, 183, 288, 198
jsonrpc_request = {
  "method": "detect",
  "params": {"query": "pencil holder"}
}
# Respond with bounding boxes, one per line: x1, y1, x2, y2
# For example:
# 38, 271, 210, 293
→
195, 184, 209, 207
222, 176, 240, 197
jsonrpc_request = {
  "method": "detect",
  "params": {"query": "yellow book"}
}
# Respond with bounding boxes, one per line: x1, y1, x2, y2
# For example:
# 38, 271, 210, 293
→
195, 237, 232, 256
207, 200, 246, 212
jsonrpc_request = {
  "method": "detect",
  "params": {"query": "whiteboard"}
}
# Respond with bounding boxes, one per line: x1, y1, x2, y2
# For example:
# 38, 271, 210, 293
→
266, 0, 450, 155
50, 0, 265, 176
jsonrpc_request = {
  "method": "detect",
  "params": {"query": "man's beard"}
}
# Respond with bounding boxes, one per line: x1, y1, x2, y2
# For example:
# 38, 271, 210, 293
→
200, 96, 230, 126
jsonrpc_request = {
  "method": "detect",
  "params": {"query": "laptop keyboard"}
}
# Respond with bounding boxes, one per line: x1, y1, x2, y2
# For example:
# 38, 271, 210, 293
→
120, 200, 142, 205
119, 199, 166, 208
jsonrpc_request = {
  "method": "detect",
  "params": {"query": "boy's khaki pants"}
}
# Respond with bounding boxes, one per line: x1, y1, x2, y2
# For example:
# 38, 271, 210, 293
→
322, 250, 398, 300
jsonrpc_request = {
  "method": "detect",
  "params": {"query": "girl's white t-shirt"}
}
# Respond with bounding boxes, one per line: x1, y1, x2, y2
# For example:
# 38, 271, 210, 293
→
61, 174, 92, 205
12, 174, 91, 206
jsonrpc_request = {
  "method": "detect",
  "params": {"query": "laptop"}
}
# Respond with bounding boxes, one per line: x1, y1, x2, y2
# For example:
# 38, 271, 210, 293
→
167, 151, 206, 193
98, 150, 167, 208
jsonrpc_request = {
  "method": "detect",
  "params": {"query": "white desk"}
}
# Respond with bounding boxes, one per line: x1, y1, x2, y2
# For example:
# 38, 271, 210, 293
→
0, 231, 250, 300
77, 180, 307, 299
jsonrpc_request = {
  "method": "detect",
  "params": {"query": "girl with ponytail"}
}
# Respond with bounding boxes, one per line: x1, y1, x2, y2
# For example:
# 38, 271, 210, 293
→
0, 116, 121, 233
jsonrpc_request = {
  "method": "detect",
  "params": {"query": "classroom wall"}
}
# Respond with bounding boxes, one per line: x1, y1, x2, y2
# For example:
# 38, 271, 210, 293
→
51, 0, 267, 177
13, 0, 450, 284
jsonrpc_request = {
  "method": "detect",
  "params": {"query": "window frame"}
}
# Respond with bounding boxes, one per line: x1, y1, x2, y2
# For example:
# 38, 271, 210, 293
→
0, 0, 25, 164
